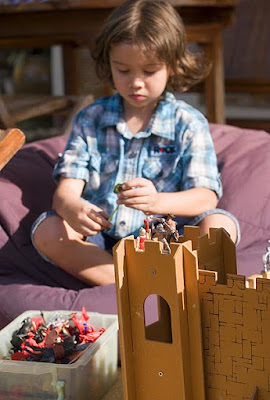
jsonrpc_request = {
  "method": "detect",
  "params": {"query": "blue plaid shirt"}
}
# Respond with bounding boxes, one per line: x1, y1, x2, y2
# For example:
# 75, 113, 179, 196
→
54, 91, 222, 239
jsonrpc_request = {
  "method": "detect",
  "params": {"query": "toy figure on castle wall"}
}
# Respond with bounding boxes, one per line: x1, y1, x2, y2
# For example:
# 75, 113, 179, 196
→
149, 214, 179, 243
163, 214, 179, 242
151, 223, 171, 253
262, 240, 270, 273
143, 216, 152, 238
136, 227, 148, 251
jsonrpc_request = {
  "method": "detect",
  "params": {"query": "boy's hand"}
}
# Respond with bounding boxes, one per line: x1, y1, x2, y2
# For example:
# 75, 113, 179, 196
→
53, 178, 112, 237
64, 200, 112, 237
116, 178, 159, 214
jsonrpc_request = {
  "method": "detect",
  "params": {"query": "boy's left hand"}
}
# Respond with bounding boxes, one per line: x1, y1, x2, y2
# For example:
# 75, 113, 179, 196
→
116, 178, 158, 214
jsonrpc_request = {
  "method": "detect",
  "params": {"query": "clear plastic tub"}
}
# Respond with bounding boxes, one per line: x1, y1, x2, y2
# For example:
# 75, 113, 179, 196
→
0, 310, 118, 400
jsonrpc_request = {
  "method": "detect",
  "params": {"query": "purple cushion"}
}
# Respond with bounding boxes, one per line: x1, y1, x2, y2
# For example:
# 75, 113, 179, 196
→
0, 124, 270, 329
0, 135, 119, 329
211, 124, 270, 277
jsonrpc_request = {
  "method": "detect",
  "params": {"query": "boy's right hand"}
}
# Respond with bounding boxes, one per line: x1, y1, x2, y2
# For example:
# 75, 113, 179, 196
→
52, 177, 112, 237
65, 200, 112, 237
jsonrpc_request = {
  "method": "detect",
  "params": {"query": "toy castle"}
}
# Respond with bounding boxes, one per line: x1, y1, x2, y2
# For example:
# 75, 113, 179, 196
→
113, 226, 269, 400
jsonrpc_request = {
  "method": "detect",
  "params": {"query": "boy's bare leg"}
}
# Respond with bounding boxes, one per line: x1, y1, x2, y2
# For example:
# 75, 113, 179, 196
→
198, 213, 238, 243
33, 216, 115, 286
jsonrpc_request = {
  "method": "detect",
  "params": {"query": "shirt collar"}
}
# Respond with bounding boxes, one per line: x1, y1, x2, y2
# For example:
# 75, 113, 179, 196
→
150, 91, 176, 140
100, 92, 123, 128
100, 91, 177, 140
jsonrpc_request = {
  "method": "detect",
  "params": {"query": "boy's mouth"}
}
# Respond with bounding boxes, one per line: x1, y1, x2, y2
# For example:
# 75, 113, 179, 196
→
130, 94, 146, 101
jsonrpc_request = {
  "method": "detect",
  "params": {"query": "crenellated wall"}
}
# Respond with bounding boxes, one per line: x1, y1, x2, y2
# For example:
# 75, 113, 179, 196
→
179, 225, 237, 283
114, 227, 268, 400
199, 270, 270, 400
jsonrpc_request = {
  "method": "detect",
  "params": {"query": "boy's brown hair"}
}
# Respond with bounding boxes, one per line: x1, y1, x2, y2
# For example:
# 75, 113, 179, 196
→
92, 0, 210, 92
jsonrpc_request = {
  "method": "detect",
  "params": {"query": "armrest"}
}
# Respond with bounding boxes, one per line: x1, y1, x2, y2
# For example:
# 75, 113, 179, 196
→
0, 128, 25, 171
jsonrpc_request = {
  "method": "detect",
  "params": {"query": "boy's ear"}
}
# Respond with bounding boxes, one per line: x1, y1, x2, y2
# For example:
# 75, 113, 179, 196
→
170, 59, 181, 76
169, 68, 174, 77
168, 65, 175, 76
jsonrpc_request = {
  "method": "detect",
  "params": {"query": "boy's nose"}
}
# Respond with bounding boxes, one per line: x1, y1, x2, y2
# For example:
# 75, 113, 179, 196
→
130, 76, 144, 89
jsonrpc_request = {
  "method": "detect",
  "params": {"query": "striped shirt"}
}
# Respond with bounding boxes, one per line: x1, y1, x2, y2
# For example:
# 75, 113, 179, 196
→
53, 91, 222, 239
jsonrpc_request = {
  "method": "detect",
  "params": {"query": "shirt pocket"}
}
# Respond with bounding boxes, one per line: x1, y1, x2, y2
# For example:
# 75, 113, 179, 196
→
142, 157, 163, 180
142, 156, 178, 181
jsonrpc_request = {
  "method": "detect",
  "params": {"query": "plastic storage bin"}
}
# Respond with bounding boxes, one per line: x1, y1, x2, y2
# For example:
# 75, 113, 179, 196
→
0, 310, 118, 400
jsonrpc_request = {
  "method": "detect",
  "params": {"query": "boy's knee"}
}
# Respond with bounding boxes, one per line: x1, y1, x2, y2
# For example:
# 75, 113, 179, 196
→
32, 215, 57, 250
198, 213, 238, 243
33, 215, 69, 251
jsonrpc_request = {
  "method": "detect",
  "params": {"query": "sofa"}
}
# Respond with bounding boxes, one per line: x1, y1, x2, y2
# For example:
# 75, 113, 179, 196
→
0, 123, 270, 329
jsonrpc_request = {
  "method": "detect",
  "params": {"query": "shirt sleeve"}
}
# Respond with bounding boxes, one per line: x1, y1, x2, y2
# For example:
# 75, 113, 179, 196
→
53, 107, 100, 183
179, 114, 223, 199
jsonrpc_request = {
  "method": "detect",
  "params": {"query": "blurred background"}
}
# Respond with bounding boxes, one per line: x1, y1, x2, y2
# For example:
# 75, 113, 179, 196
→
0, 0, 269, 142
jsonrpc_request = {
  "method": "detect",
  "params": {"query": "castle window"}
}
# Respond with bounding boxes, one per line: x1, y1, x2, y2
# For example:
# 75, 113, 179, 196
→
144, 294, 172, 343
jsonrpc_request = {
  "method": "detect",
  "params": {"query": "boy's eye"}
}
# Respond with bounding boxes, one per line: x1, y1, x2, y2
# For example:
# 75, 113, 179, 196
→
144, 70, 156, 75
118, 70, 129, 74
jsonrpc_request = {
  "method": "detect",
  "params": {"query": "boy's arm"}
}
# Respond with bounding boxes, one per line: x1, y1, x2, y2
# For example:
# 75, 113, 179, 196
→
152, 187, 218, 216
117, 178, 218, 217
52, 177, 112, 236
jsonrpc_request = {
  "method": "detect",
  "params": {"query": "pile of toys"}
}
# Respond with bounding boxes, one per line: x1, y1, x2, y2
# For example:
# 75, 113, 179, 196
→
9, 307, 105, 364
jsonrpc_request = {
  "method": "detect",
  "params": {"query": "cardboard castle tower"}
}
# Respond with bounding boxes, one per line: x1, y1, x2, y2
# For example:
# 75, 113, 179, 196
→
113, 226, 270, 400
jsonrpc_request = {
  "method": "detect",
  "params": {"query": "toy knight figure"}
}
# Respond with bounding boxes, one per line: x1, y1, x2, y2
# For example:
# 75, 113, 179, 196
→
262, 240, 270, 272
151, 223, 171, 253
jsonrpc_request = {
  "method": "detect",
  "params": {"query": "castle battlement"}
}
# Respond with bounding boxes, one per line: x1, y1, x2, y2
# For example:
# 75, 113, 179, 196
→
113, 227, 270, 399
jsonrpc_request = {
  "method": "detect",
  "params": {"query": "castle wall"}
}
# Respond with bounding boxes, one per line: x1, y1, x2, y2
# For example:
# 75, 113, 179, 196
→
114, 228, 270, 400
199, 271, 270, 400
114, 238, 206, 400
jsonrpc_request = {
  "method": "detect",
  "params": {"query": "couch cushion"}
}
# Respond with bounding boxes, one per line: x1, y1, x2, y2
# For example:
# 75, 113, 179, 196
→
211, 123, 270, 276
0, 124, 269, 328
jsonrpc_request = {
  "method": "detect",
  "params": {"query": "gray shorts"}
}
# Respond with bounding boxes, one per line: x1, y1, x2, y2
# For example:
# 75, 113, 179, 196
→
31, 208, 241, 265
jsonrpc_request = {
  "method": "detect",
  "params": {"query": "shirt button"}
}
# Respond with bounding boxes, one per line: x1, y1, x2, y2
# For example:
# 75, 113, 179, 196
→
119, 221, 126, 226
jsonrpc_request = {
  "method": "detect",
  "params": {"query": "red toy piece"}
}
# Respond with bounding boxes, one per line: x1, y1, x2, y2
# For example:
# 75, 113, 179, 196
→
10, 307, 105, 363
136, 227, 148, 250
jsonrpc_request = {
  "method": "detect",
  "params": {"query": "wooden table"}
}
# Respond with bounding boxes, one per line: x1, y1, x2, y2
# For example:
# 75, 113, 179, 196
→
0, 0, 236, 124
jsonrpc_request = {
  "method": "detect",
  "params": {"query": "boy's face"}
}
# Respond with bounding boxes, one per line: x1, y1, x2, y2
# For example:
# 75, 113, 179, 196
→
110, 43, 171, 114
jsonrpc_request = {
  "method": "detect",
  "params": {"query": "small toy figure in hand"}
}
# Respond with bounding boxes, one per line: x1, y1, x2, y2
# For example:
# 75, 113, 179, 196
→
152, 223, 171, 253
136, 227, 148, 251
114, 183, 125, 194
108, 183, 125, 221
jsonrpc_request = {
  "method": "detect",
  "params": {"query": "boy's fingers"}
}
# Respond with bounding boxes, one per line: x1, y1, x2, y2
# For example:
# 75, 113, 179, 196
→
100, 210, 111, 220
81, 226, 100, 236
118, 187, 150, 199
123, 177, 151, 188
88, 209, 112, 229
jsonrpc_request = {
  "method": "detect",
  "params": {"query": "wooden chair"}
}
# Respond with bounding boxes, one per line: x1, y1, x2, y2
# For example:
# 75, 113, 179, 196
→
0, 94, 93, 171
0, 94, 94, 139
0, 128, 25, 171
